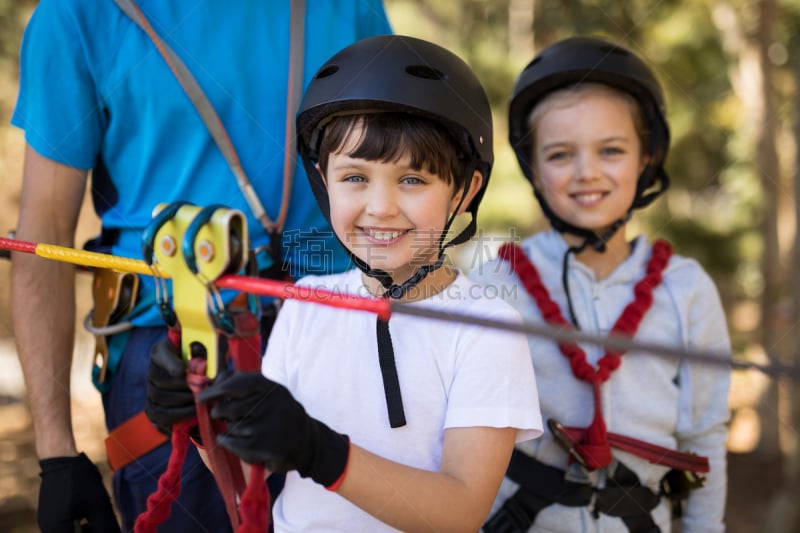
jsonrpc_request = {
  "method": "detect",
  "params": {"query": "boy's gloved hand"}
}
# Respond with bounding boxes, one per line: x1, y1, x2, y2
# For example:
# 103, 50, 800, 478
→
198, 371, 350, 488
38, 452, 120, 532
145, 337, 196, 435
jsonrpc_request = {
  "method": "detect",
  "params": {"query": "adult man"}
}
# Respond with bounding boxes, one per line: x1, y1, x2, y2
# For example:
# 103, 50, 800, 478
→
11, 1, 391, 530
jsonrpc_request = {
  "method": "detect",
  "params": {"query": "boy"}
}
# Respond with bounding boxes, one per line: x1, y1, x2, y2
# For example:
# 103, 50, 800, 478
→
151, 35, 543, 531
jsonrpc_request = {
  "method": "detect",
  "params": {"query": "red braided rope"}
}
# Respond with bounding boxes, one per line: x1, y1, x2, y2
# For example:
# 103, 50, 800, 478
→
133, 417, 196, 533
498, 240, 672, 469
237, 465, 270, 533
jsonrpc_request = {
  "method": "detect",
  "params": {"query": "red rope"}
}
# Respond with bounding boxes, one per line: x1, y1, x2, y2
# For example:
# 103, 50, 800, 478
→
237, 465, 270, 533
133, 417, 196, 533
498, 240, 672, 469
134, 320, 270, 532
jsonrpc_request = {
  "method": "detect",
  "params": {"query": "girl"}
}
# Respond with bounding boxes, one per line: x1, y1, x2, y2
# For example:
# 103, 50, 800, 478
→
474, 37, 731, 533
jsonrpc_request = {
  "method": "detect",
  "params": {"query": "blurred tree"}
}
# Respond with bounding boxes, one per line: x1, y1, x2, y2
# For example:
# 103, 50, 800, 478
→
765, 3, 800, 528
0, 0, 36, 110
713, 0, 783, 455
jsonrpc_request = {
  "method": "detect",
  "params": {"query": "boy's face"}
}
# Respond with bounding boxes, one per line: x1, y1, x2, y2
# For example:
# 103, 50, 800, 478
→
531, 89, 646, 237
321, 131, 469, 282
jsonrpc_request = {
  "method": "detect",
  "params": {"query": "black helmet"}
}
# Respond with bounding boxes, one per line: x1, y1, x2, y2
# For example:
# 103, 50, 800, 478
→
509, 37, 670, 246
297, 34, 493, 297
297, 34, 493, 222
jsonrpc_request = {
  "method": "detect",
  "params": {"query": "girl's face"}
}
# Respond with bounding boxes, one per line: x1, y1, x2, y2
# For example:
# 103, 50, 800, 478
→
321, 125, 480, 283
530, 87, 647, 236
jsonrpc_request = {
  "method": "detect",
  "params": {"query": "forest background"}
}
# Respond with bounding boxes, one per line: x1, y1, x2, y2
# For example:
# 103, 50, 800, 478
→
0, 0, 799, 531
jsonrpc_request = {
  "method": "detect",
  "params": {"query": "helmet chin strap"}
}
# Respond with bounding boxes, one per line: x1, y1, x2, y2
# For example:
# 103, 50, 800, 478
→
356, 159, 479, 300
545, 198, 633, 329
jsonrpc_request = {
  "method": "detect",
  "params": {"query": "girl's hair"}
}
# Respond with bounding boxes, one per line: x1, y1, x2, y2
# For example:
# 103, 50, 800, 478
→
526, 82, 649, 164
317, 112, 471, 189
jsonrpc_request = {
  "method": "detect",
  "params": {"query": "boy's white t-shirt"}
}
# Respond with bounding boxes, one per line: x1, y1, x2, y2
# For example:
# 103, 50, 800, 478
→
262, 268, 542, 532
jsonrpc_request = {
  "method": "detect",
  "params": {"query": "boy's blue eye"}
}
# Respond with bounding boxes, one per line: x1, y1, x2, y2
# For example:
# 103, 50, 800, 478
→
402, 176, 424, 185
601, 146, 625, 156
546, 150, 569, 162
344, 175, 365, 183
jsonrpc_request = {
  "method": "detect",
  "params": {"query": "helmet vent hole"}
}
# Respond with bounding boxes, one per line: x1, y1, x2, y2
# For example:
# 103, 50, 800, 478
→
405, 65, 447, 81
315, 65, 339, 79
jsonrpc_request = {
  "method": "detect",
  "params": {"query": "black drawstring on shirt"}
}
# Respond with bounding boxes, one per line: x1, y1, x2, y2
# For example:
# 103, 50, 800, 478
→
560, 214, 632, 330
372, 254, 446, 428
561, 244, 586, 329
376, 318, 406, 428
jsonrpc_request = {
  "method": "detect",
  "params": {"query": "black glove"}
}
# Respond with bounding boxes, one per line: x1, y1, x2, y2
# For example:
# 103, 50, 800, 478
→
145, 336, 196, 435
198, 372, 350, 487
38, 452, 120, 532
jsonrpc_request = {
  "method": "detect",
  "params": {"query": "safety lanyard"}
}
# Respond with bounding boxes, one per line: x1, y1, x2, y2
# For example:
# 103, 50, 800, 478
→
498, 240, 673, 470
112, 0, 305, 239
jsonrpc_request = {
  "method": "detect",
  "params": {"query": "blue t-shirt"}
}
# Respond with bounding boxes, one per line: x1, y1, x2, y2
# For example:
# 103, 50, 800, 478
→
13, 0, 391, 326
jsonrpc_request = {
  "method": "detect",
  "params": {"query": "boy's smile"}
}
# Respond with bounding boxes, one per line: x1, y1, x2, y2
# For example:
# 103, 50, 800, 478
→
323, 148, 461, 287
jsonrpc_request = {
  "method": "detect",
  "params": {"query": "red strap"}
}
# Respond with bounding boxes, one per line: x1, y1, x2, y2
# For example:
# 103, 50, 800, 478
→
558, 425, 709, 473
237, 465, 270, 533
187, 358, 247, 530
135, 316, 270, 532
499, 240, 673, 470
105, 411, 168, 471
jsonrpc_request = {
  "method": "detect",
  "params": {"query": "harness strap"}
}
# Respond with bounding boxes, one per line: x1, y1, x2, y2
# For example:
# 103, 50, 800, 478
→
484, 450, 662, 533
104, 411, 168, 472
555, 424, 709, 473
498, 240, 673, 470
112, 0, 302, 243
187, 356, 247, 529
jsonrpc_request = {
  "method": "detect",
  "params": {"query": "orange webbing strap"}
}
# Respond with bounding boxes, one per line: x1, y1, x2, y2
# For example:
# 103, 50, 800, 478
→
105, 411, 168, 471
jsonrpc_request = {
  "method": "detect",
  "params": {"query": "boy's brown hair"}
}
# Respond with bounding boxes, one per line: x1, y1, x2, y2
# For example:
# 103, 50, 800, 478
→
317, 112, 472, 191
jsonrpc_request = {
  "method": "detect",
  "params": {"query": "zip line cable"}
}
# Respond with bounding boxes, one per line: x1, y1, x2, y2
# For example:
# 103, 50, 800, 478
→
1, 235, 797, 380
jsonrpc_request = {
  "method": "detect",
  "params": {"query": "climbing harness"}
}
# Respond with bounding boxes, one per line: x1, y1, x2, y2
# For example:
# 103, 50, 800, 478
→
484, 450, 664, 533
498, 240, 676, 470
486, 241, 709, 531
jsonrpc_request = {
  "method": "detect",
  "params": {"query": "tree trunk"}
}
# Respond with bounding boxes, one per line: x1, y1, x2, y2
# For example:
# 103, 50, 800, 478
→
763, 17, 800, 533
753, 0, 783, 458
714, 0, 782, 456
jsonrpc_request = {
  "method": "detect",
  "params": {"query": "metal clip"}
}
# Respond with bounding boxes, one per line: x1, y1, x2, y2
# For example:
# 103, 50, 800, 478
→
146, 202, 248, 378
547, 418, 589, 469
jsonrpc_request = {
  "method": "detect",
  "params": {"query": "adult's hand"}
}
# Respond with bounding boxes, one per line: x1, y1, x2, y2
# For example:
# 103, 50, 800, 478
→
38, 452, 120, 532
144, 337, 196, 435
198, 372, 349, 487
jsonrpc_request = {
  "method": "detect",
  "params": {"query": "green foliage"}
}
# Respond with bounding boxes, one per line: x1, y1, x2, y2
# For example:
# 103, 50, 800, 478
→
385, 0, 800, 313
